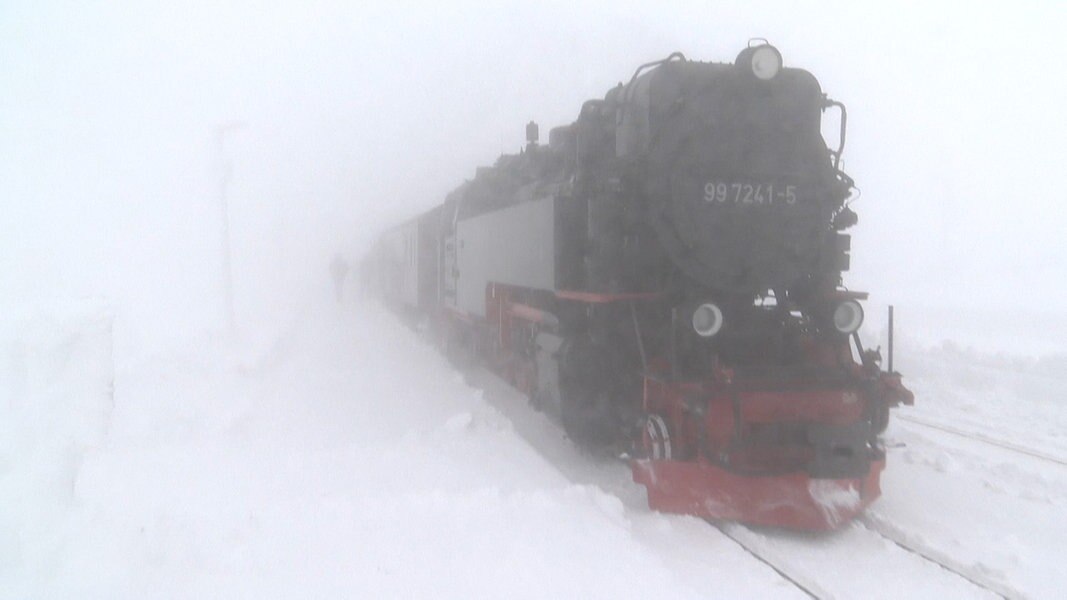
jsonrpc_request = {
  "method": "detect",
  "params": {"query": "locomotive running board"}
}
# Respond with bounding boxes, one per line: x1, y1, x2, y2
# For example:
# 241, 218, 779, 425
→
554, 290, 662, 304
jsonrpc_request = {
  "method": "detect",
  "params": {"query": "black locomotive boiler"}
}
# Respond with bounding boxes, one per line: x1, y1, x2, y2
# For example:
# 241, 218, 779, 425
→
369, 43, 913, 530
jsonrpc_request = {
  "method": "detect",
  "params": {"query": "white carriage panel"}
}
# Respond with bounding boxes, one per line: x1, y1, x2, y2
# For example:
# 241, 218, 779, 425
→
455, 196, 555, 318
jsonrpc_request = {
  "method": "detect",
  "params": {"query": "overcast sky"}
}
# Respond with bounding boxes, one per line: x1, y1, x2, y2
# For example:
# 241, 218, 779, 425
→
2, 1, 1065, 346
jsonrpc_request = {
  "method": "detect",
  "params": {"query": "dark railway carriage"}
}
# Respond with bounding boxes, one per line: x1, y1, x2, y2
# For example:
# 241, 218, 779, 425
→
372, 44, 913, 530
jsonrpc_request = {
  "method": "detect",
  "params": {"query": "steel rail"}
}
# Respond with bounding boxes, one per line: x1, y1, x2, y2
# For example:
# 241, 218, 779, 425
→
897, 414, 1067, 468
858, 517, 1019, 600
710, 523, 821, 599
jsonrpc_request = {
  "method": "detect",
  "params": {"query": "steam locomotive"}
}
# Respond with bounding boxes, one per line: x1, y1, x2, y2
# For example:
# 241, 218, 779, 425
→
368, 43, 913, 530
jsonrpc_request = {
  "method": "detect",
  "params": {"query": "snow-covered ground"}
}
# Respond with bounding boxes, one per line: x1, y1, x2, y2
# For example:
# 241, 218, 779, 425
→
2, 299, 1064, 598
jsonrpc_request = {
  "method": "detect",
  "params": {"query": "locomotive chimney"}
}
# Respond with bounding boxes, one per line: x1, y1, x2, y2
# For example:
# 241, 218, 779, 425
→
526, 121, 539, 150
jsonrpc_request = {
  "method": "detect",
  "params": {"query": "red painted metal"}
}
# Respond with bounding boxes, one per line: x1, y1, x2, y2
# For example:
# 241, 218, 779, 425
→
642, 376, 869, 461
479, 283, 541, 399
460, 281, 905, 531
554, 290, 662, 304
632, 458, 884, 530
735, 390, 865, 424
507, 302, 553, 324
878, 371, 915, 406
632, 330, 903, 529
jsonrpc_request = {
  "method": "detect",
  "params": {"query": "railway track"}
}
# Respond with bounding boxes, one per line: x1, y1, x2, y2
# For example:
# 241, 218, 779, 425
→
714, 519, 1019, 599
703, 409, 1062, 599
466, 361, 1034, 598
858, 516, 1021, 599
711, 523, 823, 599
897, 413, 1067, 468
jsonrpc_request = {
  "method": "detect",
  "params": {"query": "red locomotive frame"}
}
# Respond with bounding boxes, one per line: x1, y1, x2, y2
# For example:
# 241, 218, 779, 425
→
470, 284, 913, 530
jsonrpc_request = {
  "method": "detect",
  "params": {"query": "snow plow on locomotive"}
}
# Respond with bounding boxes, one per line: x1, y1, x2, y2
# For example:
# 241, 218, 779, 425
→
368, 43, 913, 530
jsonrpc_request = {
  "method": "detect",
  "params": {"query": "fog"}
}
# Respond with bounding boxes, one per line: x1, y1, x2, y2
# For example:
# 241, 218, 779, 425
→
3, 1, 1065, 351
4, 4, 1067, 595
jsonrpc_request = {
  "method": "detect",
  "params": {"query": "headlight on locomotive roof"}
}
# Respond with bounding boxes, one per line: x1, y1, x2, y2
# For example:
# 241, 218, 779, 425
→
692, 303, 724, 338
750, 44, 782, 80
832, 299, 864, 334
734, 42, 785, 80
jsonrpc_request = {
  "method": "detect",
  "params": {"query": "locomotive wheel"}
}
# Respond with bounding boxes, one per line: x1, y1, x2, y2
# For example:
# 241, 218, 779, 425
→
641, 414, 674, 460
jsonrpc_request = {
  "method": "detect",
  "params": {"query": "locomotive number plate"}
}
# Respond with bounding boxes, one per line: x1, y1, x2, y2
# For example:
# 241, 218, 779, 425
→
704, 182, 797, 205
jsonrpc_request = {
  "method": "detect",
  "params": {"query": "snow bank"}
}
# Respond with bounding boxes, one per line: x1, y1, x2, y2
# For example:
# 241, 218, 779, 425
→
10, 296, 1063, 598
1, 302, 798, 599
0, 302, 114, 591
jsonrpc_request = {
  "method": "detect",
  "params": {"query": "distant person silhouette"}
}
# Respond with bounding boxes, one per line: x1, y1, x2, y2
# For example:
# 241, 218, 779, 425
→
330, 254, 349, 302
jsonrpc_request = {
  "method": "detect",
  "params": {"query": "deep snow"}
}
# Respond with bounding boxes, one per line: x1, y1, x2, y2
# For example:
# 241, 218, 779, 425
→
2, 299, 1065, 598
0, 302, 797, 598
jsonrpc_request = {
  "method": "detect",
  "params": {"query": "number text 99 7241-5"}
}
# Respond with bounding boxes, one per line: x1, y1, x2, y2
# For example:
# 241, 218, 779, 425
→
704, 182, 797, 205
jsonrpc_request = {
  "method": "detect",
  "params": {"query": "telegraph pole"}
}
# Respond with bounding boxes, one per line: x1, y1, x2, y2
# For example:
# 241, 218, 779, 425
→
214, 121, 246, 336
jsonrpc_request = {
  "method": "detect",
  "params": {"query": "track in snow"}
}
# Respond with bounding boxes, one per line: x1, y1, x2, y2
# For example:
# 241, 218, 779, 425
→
407, 318, 1025, 599
459, 361, 1016, 598
710, 523, 819, 599
718, 519, 1012, 600
897, 413, 1067, 468
858, 517, 1021, 600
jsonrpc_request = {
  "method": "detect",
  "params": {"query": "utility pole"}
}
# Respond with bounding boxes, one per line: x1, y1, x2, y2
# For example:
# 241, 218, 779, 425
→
214, 121, 246, 336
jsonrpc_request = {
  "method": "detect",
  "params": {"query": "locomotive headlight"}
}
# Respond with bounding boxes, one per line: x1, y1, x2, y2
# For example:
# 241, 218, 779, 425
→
692, 303, 724, 338
750, 44, 782, 80
832, 299, 864, 334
